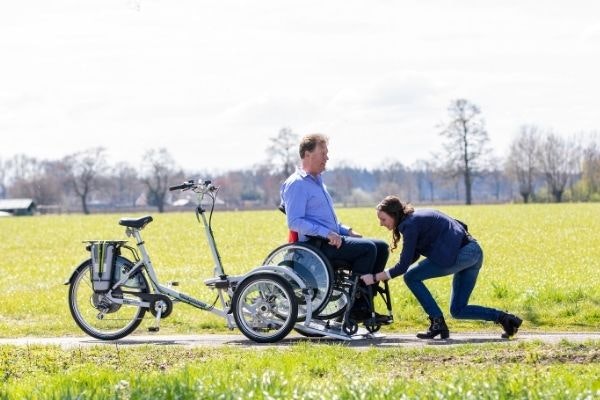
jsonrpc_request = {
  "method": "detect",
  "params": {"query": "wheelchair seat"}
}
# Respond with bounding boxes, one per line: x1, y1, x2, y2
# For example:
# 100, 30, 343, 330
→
271, 207, 393, 329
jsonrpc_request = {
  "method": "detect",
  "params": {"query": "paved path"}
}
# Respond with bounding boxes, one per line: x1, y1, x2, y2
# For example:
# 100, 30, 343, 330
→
1, 332, 599, 348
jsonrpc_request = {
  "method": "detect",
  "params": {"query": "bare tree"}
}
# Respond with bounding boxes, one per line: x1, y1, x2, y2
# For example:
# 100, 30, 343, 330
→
6, 155, 70, 210
266, 127, 299, 180
506, 125, 541, 203
439, 99, 491, 205
0, 157, 8, 199
375, 160, 414, 202
111, 162, 143, 207
63, 147, 108, 214
581, 132, 600, 199
483, 155, 507, 202
254, 164, 281, 206
141, 148, 180, 213
413, 158, 441, 203
537, 132, 579, 202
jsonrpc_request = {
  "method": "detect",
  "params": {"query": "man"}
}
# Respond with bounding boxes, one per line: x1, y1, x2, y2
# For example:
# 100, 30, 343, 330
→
280, 133, 390, 321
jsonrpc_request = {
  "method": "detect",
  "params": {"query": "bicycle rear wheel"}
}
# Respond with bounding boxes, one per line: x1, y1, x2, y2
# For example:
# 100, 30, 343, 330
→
68, 257, 149, 340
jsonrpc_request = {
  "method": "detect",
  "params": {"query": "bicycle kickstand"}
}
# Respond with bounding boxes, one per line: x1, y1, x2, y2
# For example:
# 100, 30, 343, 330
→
148, 305, 163, 333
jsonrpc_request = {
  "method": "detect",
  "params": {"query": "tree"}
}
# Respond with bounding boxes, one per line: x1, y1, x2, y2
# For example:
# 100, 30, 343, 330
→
4, 155, 69, 210
0, 157, 8, 199
374, 160, 413, 202
537, 132, 579, 202
140, 148, 180, 213
483, 155, 507, 202
63, 148, 108, 214
413, 158, 441, 203
266, 127, 299, 180
506, 125, 541, 203
254, 164, 282, 206
111, 162, 143, 207
439, 99, 491, 205
581, 132, 600, 199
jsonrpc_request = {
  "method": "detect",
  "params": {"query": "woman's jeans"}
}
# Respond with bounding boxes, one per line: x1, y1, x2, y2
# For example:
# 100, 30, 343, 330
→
403, 241, 501, 322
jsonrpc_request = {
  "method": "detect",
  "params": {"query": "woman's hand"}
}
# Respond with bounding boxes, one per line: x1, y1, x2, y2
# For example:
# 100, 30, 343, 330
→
361, 274, 375, 285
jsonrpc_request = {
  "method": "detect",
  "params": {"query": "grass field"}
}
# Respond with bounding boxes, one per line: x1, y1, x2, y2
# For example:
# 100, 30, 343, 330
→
0, 203, 599, 337
1, 203, 599, 398
1, 341, 599, 399
0, 342, 600, 400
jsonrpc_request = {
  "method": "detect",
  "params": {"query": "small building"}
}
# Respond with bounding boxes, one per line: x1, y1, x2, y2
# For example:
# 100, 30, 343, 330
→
0, 198, 37, 216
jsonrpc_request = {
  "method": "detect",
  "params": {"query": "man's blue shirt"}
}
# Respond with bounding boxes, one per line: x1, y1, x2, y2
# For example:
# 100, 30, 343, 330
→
280, 168, 350, 241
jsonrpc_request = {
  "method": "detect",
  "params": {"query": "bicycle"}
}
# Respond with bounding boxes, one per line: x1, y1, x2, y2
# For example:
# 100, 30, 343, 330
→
65, 179, 312, 343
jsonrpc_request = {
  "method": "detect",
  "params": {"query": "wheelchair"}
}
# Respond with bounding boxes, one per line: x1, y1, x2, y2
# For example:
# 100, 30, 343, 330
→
263, 232, 394, 338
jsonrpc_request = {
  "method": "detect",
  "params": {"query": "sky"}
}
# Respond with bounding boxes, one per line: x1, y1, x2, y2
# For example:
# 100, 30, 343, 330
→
1, 0, 599, 173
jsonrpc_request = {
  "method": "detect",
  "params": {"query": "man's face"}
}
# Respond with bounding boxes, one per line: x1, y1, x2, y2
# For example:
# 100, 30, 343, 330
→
304, 143, 329, 175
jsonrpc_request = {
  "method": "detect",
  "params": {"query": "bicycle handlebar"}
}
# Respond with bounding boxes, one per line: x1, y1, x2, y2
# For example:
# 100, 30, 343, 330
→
169, 179, 218, 193
169, 181, 193, 191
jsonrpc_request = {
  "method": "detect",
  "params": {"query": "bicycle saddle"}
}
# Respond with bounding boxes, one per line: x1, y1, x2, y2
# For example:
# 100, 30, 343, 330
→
118, 215, 153, 229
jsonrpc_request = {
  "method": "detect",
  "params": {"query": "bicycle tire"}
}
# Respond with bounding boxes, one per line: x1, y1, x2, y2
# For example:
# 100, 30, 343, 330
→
68, 257, 149, 340
232, 273, 298, 343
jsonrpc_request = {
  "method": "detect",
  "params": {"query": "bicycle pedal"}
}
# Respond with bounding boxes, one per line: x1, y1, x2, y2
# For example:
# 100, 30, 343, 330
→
148, 327, 160, 332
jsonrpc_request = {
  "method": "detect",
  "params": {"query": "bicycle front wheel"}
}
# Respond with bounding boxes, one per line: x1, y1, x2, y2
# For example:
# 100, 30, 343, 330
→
68, 257, 149, 340
232, 273, 298, 343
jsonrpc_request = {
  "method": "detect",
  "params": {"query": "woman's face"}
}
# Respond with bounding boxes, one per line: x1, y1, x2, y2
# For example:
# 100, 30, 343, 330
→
377, 210, 395, 230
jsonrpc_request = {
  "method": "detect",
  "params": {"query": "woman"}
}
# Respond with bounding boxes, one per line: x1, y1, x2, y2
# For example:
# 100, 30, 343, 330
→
362, 195, 522, 339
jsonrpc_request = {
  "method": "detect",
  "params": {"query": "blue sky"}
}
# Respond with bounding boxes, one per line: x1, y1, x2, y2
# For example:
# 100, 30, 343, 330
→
1, 0, 598, 172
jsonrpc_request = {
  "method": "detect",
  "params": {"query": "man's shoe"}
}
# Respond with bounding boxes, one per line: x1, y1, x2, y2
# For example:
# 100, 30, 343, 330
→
350, 308, 393, 325
373, 312, 393, 325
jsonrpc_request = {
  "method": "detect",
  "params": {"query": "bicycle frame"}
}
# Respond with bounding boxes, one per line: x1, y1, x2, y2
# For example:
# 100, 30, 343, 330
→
66, 179, 320, 341
103, 182, 237, 329
103, 180, 313, 331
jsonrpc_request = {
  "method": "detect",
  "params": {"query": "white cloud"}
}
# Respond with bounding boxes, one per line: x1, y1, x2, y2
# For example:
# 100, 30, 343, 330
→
1, 0, 599, 172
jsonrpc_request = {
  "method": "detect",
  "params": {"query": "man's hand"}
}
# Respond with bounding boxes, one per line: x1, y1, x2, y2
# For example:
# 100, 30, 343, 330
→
326, 232, 343, 248
348, 228, 362, 238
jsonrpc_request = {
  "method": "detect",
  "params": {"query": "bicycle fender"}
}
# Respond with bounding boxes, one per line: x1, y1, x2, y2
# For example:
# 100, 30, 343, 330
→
64, 259, 92, 285
243, 265, 308, 290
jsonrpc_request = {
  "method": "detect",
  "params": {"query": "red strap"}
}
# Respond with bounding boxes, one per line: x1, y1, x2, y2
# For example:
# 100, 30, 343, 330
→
288, 230, 299, 243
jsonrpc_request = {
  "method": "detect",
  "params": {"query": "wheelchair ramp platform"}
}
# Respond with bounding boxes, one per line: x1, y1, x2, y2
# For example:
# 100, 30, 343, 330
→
295, 319, 385, 341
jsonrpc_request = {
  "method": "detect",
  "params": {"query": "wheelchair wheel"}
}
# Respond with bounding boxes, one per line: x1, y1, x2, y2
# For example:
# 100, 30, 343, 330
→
68, 257, 149, 340
365, 321, 381, 334
232, 273, 298, 343
315, 288, 348, 320
343, 319, 359, 335
263, 243, 334, 319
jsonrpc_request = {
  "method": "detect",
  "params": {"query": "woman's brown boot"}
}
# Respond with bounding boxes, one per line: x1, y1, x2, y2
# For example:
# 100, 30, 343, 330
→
416, 316, 449, 339
497, 312, 522, 338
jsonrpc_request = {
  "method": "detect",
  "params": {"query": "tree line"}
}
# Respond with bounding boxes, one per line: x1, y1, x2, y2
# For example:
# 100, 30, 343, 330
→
1, 99, 599, 214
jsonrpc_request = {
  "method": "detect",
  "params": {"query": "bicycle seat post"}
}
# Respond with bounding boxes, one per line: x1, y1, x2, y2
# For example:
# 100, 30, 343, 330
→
125, 227, 151, 263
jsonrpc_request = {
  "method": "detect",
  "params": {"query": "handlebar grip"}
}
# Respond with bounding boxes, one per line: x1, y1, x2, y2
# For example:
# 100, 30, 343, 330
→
169, 183, 187, 191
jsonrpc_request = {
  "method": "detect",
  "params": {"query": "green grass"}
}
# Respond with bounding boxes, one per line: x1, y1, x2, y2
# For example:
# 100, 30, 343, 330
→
1, 341, 599, 399
1, 204, 599, 398
0, 203, 599, 337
